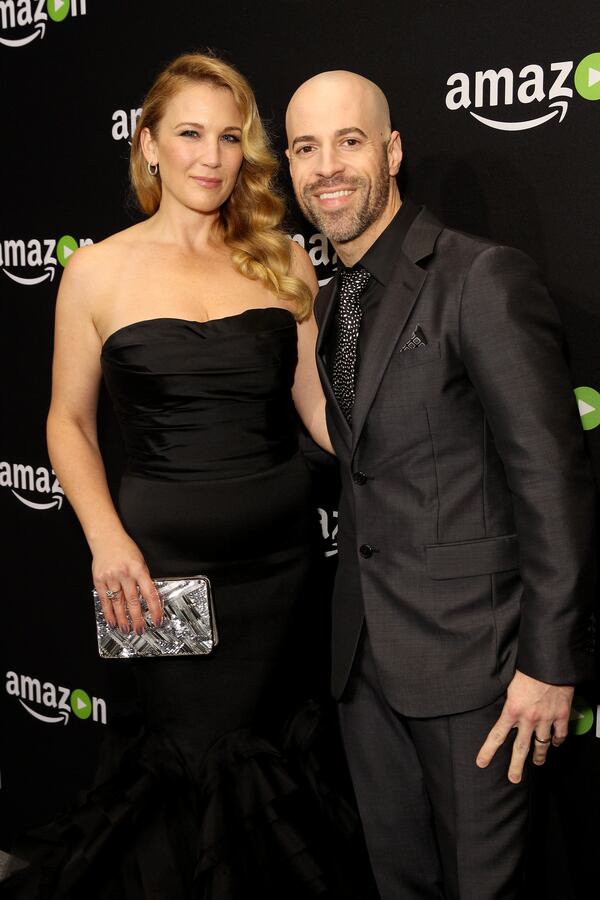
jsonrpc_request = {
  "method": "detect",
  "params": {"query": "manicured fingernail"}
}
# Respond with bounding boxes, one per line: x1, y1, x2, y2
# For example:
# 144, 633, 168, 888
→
136, 626, 144, 636
120, 626, 129, 635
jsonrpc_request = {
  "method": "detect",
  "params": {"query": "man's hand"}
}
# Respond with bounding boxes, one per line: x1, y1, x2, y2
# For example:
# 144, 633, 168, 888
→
476, 670, 573, 783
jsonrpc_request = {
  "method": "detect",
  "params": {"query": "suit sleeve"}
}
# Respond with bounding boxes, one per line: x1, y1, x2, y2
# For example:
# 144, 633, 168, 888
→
459, 245, 595, 684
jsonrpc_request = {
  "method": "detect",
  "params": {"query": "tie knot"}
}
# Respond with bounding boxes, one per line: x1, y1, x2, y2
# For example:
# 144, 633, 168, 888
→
339, 265, 371, 298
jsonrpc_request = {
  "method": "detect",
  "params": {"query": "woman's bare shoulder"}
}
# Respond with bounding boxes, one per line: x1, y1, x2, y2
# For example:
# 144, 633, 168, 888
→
59, 222, 148, 292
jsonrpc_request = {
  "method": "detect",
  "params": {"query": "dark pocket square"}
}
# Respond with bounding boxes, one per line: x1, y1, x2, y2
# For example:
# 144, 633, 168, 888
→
400, 325, 428, 352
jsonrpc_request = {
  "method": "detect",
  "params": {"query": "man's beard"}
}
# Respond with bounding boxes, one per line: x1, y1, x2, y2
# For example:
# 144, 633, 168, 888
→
297, 149, 390, 243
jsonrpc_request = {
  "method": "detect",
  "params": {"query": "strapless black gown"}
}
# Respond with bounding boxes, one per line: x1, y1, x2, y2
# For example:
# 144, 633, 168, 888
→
4, 309, 375, 899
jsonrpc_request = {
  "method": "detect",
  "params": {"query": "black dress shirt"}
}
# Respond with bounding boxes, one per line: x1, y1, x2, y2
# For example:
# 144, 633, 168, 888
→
327, 198, 420, 381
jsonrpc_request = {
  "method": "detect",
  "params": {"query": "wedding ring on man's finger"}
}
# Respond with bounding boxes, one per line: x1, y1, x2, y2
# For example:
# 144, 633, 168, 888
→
534, 735, 551, 744
105, 588, 121, 600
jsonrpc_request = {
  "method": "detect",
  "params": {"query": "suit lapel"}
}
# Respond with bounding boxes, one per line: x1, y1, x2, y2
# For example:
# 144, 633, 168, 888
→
351, 208, 443, 453
315, 276, 337, 362
315, 276, 352, 445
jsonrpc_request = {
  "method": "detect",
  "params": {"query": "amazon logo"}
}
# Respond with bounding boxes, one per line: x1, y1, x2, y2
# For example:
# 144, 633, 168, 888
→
0, 235, 93, 286
111, 106, 142, 143
0, 461, 64, 511
6, 671, 107, 726
0, 0, 87, 49
446, 52, 600, 131
291, 232, 337, 287
317, 507, 338, 558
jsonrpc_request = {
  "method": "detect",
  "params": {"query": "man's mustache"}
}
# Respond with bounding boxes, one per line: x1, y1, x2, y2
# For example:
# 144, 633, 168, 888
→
303, 176, 365, 196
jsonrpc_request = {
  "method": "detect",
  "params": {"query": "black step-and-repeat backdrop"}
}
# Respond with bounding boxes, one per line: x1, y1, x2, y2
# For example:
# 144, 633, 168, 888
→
1, 2, 598, 896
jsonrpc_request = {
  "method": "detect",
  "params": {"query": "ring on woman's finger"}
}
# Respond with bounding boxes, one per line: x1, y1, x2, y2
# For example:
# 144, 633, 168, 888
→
106, 588, 122, 600
534, 734, 551, 744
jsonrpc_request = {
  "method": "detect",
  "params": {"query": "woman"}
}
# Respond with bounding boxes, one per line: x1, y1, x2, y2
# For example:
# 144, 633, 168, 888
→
5, 54, 374, 899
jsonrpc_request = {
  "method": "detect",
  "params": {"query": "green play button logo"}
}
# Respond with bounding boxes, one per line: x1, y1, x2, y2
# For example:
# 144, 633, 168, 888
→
57, 234, 78, 267
569, 695, 594, 736
574, 386, 600, 430
574, 52, 600, 101
70, 688, 92, 720
47, 0, 71, 21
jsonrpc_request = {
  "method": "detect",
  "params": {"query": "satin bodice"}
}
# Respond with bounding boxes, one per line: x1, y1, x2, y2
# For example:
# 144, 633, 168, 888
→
100, 308, 299, 481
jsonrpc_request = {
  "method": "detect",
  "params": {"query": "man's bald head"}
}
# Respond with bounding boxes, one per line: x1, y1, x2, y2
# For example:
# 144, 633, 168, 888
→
286, 70, 391, 142
285, 70, 402, 263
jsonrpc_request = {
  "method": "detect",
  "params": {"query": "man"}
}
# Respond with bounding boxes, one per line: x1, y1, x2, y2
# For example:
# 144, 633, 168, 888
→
285, 71, 594, 899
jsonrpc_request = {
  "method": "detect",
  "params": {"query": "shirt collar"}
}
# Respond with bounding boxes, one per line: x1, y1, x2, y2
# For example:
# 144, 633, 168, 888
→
352, 197, 419, 286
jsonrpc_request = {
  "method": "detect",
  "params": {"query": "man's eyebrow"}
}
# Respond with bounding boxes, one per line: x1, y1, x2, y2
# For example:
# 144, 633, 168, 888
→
335, 127, 368, 139
292, 134, 316, 148
292, 127, 368, 149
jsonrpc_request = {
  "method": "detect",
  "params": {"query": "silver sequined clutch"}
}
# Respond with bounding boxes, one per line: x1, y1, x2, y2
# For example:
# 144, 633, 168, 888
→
93, 576, 218, 659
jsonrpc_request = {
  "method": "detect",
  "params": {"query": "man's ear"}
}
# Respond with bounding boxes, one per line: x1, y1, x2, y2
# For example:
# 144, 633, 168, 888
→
388, 130, 403, 177
285, 148, 291, 167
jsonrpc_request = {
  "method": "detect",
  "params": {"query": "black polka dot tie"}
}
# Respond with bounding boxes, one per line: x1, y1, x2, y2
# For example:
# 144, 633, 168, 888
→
332, 265, 371, 423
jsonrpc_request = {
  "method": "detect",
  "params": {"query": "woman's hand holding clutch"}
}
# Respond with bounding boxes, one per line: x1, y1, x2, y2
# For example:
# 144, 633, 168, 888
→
91, 532, 163, 635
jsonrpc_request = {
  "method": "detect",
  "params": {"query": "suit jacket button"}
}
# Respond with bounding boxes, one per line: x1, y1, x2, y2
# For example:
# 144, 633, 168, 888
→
353, 471, 368, 485
359, 544, 373, 558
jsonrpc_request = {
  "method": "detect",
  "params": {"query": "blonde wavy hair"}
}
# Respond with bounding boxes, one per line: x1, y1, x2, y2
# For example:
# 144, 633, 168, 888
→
130, 53, 311, 321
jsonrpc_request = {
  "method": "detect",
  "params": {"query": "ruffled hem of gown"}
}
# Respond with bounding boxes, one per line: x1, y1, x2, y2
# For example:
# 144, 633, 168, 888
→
2, 700, 377, 900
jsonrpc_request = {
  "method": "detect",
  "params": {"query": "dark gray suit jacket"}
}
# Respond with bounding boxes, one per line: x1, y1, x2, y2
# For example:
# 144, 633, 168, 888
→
315, 206, 595, 717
